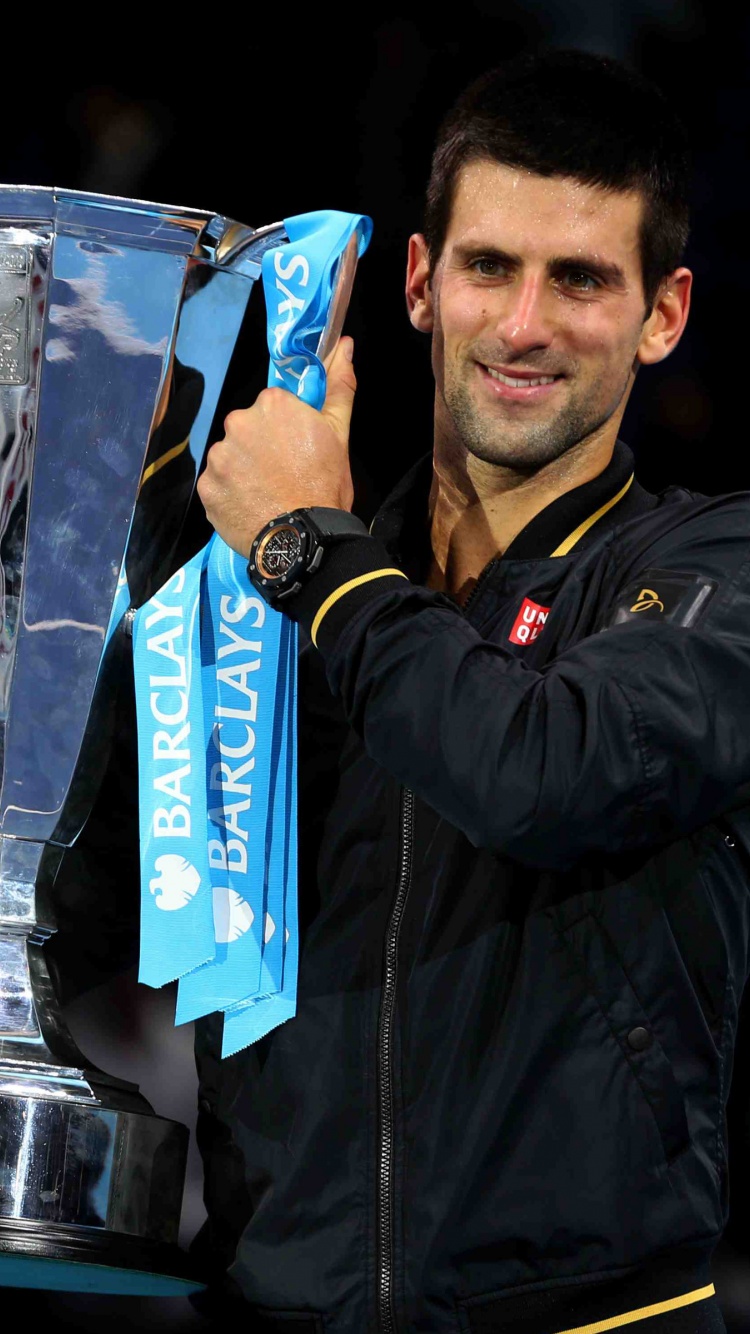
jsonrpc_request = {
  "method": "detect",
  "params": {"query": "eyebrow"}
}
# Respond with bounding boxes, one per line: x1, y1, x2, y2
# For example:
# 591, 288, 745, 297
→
451, 243, 627, 289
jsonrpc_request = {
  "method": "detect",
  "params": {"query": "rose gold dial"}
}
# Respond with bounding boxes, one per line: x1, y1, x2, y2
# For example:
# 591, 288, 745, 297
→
256, 523, 302, 579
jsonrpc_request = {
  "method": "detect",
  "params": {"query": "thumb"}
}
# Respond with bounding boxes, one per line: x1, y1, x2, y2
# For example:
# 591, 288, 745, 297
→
321, 337, 357, 439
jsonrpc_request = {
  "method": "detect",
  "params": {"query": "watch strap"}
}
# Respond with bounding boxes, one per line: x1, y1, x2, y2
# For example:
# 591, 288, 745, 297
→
302, 508, 370, 541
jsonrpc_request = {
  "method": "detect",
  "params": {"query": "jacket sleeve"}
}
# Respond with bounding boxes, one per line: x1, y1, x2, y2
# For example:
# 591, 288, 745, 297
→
283, 498, 750, 870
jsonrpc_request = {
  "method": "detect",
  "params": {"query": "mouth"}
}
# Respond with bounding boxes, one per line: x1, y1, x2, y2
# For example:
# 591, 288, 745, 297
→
477, 362, 564, 402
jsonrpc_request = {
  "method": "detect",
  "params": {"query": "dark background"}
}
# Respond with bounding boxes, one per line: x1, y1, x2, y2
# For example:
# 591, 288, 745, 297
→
9, 4, 750, 1330
10, 4, 749, 510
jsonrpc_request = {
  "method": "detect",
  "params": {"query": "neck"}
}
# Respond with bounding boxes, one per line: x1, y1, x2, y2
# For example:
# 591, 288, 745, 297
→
427, 420, 617, 604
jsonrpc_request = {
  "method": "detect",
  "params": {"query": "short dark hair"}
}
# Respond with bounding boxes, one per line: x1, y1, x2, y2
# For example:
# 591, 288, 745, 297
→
424, 50, 690, 310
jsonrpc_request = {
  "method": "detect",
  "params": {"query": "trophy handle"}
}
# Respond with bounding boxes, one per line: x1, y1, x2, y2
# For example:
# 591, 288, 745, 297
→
316, 232, 360, 365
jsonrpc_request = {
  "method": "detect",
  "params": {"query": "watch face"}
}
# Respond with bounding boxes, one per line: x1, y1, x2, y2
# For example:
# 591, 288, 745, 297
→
256, 523, 303, 580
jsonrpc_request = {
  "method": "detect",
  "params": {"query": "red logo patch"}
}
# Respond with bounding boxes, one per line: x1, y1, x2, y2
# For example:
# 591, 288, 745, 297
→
509, 597, 551, 645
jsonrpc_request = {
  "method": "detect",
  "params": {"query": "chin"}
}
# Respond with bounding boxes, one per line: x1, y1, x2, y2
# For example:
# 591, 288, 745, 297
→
462, 431, 562, 471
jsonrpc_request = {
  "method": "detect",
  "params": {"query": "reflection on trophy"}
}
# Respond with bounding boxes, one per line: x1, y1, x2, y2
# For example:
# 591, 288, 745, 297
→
0, 187, 284, 1292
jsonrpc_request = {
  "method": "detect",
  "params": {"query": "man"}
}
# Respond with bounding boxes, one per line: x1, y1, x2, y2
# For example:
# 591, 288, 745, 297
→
195, 50, 749, 1334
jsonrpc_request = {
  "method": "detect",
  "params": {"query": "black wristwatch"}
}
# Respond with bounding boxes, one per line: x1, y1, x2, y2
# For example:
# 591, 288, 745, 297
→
247, 507, 370, 606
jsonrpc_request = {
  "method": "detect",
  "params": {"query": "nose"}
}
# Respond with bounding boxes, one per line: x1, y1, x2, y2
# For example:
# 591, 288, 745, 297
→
493, 270, 555, 357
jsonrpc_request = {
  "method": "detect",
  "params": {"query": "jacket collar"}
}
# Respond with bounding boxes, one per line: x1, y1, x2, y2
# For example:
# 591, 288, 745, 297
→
370, 440, 657, 581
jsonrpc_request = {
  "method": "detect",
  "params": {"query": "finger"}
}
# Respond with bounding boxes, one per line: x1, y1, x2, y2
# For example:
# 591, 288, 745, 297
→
321, 337, 356, 440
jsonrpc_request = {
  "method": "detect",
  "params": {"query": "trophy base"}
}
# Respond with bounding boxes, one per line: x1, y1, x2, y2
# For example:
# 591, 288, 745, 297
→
0, 1091, 202, 1293
0, 1218, 204, 1294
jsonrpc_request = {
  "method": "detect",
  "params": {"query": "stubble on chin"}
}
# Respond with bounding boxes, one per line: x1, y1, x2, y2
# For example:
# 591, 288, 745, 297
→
441, 362, 630, 475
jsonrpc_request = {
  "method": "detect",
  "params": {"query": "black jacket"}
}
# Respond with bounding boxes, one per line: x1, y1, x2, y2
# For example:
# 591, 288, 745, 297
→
193, 441, 750, 1334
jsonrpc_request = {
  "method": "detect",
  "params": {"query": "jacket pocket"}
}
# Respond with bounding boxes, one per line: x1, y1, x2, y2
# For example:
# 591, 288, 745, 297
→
457, 1256, 717, 1334
560, 911, 690, 1163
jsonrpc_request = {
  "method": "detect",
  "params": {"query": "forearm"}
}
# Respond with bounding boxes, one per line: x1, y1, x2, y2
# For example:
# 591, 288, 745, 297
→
283, 536, 750, 869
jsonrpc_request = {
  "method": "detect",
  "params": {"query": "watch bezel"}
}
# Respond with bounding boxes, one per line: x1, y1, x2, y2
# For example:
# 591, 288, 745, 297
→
254, 522, 305, 581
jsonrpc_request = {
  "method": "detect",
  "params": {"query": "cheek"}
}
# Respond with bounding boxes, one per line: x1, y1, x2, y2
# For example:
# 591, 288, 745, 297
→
568, 310, 641, 373
439, 287, 489, 343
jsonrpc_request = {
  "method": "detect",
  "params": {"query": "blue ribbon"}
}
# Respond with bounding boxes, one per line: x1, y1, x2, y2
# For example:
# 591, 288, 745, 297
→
132, 552, 214, 985
132, 210, 371, 1055
265, 210, 372, 404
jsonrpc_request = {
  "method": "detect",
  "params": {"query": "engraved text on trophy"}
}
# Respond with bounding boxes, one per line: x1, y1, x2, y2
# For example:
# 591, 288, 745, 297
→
0, 248, 29, 387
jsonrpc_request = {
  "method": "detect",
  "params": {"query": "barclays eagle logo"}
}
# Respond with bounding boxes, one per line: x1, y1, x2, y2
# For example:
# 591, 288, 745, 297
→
213, 886, 255, 943
149, 855, 201, 911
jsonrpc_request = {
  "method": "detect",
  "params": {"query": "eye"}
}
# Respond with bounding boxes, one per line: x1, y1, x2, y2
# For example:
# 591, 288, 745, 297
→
560, 269, 599, 293
471, 256, 506, 278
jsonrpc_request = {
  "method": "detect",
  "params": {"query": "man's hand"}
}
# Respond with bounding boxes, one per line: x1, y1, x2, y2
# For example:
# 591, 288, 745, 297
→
197, 337, 357, 557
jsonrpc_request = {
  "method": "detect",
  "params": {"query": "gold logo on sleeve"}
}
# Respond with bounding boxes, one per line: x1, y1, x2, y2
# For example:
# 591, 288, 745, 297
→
630, 588, 665, 613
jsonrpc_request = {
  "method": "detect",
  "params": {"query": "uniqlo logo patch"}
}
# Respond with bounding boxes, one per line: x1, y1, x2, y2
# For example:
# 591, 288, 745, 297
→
509, 597, 551, 645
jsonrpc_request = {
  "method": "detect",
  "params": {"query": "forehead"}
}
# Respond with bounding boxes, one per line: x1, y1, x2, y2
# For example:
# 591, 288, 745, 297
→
445, 159, 643, 267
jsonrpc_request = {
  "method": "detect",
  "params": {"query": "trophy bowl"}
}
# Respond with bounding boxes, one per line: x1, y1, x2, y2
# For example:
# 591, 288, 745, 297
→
0, 186, 283, 1293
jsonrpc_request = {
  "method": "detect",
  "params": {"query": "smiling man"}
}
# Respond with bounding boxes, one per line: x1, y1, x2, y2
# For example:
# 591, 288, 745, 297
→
195, 51, 749, 1334
411, 154, 689, 602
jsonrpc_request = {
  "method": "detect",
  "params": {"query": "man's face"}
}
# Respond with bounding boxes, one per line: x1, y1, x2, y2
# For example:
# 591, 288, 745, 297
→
418, 160, 656, 471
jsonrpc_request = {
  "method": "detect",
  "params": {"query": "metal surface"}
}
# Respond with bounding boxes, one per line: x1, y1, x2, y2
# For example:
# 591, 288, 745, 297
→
316, 231, 360, 366
0, 246, 30, 386
0, 1095, 185, 1239
0, 185, 286, 1287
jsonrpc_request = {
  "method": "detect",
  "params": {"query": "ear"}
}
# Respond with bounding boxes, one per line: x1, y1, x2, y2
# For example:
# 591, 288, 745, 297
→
636, 267, 692, 366
406, 233, 434, 333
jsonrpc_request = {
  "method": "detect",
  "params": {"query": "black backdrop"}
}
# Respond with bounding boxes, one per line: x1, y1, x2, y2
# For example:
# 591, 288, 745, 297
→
7, 5, 750, 1330
9, 6, 750, 508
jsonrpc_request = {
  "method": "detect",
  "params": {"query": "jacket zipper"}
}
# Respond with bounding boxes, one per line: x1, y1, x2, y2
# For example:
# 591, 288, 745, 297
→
460, 558, 500, 616
376, 785, 415, 1334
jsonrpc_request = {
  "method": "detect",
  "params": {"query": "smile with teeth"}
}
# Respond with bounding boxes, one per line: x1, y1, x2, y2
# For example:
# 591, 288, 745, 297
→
485, 367, 558, 388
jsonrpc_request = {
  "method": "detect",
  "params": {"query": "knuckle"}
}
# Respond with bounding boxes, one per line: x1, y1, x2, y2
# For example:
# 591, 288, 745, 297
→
201, 445, 218, 475
223, 408, 244, 434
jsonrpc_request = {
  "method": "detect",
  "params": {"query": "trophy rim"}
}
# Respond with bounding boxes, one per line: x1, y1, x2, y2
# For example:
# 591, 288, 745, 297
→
0, 183, 219, 225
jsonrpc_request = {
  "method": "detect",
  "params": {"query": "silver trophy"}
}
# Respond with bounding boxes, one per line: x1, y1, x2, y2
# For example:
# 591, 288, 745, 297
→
0, 187, 291, 1293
